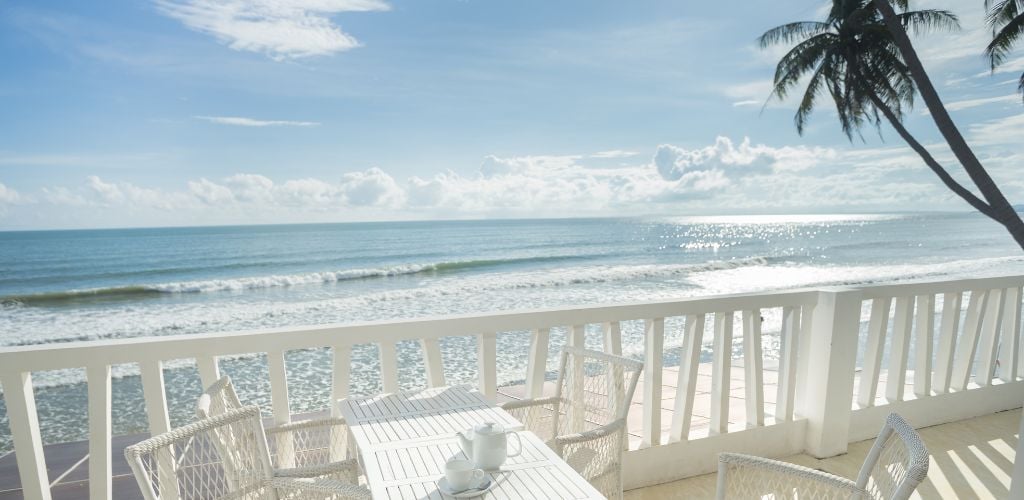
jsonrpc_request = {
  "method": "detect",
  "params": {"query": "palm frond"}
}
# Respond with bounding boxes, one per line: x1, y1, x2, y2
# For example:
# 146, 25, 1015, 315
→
758, 21, 831, 48
986, 0, 1021, 33
795, 62, 830, 134
769, 33, 836, 100
1019, 70, 1024, 103
986, 12, 1024, 68
897, 9, 960, 35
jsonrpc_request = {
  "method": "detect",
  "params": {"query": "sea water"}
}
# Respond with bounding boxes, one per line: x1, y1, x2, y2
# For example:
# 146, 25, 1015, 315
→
1, 213, 1021, 451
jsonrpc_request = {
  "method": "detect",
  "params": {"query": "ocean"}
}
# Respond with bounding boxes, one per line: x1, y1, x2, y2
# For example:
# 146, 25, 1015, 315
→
1, 213, 1022, 452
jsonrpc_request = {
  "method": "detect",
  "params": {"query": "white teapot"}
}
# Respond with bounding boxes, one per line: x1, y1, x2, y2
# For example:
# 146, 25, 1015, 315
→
456, 422, 522, 470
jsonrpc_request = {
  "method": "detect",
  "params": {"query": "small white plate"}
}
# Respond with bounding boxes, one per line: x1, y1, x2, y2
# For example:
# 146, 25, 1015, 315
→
437, 476, 494, 498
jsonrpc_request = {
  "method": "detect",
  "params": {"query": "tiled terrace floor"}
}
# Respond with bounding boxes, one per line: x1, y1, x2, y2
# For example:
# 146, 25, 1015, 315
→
627, 409, 1020, 499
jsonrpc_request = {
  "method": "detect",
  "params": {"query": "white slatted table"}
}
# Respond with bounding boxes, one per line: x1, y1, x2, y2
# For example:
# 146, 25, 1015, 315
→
338, 386, 522, 447
338, 386, 606, 499
362, 431, 605, 499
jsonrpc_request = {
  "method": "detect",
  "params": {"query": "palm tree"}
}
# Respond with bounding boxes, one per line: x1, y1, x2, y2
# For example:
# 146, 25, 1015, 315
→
985, 0, 1024, 101
761, 0, 1024, 250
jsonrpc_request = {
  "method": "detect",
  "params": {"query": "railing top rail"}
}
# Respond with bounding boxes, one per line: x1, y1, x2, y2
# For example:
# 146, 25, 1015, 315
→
0, 288, 817, 373
857, 274, 1024, 299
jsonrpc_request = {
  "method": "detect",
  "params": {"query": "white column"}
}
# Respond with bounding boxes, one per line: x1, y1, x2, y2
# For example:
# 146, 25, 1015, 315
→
800, 289, 862, 458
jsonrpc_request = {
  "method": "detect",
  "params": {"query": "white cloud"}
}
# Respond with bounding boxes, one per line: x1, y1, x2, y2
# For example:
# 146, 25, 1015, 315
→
0, 183, 20, 205
968, 113, 1024, 146
188, 178, 235, 205
652, 137, 829, 181
722, 80, 772, 107
156, 0, 390, 60
338, 167, 403, 207
732, 100, 760, 107
194, 116, 320, 127
6, 134, 998, 228
936, 94, 1020, 112
591, 150, 639, 159
87, 175, 125, 204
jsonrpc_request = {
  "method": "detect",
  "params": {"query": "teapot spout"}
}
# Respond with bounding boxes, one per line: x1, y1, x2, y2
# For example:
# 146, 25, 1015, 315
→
455, 430, 473, 458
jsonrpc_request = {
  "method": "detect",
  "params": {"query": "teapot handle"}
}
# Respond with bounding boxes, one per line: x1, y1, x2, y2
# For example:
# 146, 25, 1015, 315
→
506, 431, 522, 457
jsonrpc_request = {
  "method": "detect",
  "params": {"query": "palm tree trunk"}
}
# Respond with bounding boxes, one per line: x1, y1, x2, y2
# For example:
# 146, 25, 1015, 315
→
861, 87, 995, 218
873, 0, 1024, 250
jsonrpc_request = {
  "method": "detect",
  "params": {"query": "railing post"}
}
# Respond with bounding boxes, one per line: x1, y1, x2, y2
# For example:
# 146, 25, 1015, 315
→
87, 364, 112, 500
799, 288, 862, 458
0, 371, 52, 500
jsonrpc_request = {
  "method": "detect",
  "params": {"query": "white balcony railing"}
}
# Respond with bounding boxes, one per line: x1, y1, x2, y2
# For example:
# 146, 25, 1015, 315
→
1, 275, 1023, 500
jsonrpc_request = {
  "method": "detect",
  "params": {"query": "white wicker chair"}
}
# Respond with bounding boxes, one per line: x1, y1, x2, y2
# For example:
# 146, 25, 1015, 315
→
716, 413, 929, 500
197, 376, 359, 484
125, 406, 371, 500
500, 346, 643, 500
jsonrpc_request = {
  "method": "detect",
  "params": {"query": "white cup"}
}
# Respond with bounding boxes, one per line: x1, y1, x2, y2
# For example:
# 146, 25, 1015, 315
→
445, 458, 485, 491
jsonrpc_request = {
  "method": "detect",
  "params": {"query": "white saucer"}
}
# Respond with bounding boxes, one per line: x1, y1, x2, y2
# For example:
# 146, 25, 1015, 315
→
437, 476, 494, 498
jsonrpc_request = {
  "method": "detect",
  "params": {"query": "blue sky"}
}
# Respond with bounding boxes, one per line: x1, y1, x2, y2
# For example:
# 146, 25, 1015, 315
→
0, 0, 1021, 229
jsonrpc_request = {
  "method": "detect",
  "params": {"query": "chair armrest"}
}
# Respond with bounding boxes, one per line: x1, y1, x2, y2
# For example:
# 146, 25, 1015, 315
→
553, 418, 626, 447
717, 453, 864, 499
269, 477, 372, 499
499, 396, 559, 411
274, 459, 361, 479
266, 417, 347, 434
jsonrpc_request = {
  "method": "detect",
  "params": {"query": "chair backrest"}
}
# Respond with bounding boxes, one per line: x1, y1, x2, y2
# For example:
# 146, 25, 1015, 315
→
197, 375, 244, 419
552, 346, 643, 437
125, 406, 274, 500
855, 413, 929, 500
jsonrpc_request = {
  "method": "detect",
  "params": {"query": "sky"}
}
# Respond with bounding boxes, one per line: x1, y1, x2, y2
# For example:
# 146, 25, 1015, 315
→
0, 0, 1021, 230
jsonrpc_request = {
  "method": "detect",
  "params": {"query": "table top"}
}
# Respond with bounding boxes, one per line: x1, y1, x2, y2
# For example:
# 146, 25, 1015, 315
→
361, 431, 605, 499
338, 386, 522, 448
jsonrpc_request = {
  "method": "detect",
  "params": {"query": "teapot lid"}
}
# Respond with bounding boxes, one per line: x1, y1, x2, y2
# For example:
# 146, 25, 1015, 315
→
473, 421, 503, 434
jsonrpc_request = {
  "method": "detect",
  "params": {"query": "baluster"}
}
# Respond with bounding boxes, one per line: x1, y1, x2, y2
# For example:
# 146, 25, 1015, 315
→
477, 332, 497, 401
742, 310, 764, 428
196, 356, 221, 390
886, 297, 914, 402
952, 290, 990, 391
525, 328, 550, 398
710, 311, 733, 436
377, 342, 400, 394
934, 292, 963, 393
140, 360, 171, 435
87, 364, 112, 500
329, 344, 351, 461
140, 360, 177, 499
568, 324, 585, 347
0, 372, 52, 500
603, 321, 622, 355
858, 298, 891, 407
267, 350, 295, 468
977, 288, 1006, 387
602, 322, 624, 417
641, 318, 664, 447
914, 294, 935, 398
670, 314, 705, 442
794, 304, 815, 415
1000, 286, 1022, 382
331, 344, 351, 417
776, 306, 800, 422
420, 338, 446, 388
